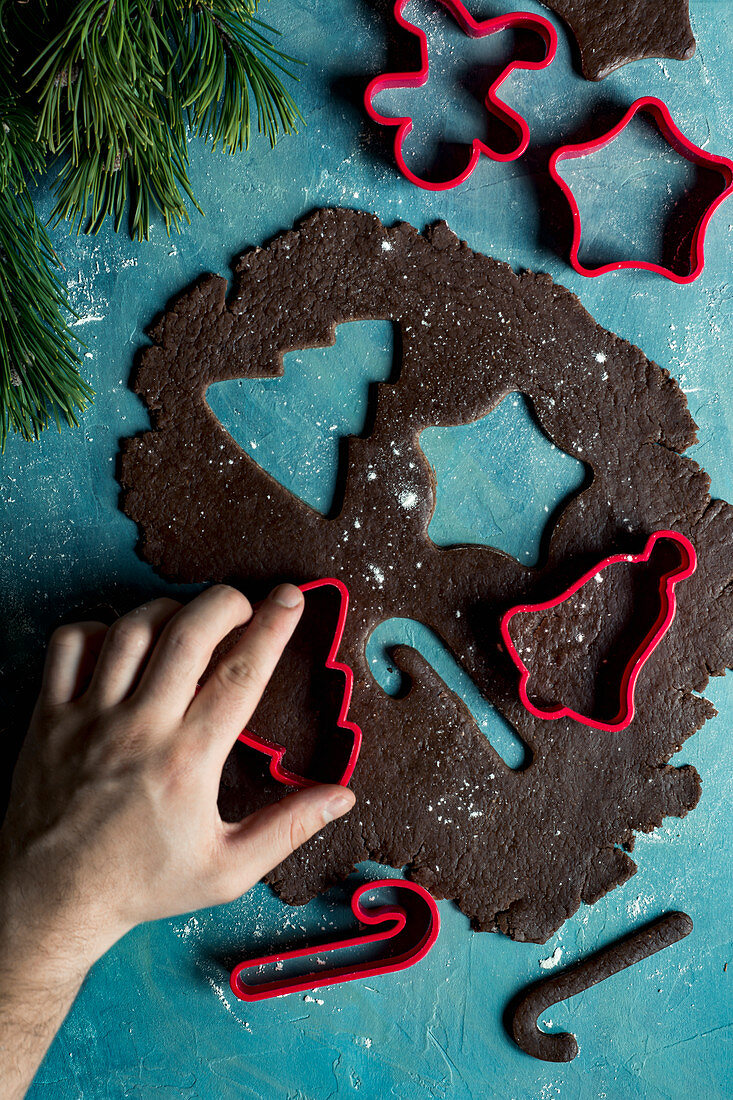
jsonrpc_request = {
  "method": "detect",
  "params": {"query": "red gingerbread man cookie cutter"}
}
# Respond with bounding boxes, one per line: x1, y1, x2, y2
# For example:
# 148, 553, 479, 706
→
364, 0, 557, 190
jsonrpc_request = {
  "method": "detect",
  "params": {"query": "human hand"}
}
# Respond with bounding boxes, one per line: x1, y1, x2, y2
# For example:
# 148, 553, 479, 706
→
0, 583, 355, 978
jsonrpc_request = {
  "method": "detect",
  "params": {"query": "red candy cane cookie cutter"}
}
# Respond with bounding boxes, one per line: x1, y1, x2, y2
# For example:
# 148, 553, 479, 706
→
364, 1, 557, 190
230, 879, 440, 1001
237, 578, 362, 789
549, 96, 733, 283
500, 530, 697, 732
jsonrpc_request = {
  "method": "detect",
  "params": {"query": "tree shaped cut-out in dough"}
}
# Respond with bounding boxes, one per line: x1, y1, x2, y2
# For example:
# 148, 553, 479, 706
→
206, 319, 396, 516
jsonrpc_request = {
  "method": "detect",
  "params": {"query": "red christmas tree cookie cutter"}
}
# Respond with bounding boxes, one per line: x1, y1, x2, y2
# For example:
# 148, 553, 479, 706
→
549, 96, 733, 283
230, 878, 440, 1001
237, 577, 362, 789
364, 0, 557, 190
500, 530, 697, 732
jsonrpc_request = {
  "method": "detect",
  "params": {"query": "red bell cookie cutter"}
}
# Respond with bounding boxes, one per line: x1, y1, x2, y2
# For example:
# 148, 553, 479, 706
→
549, 96, 733, 283
230, 879, 440, 1001
237, 578, 362, 789
364, 1, 557, 190
500, 530, 697, 732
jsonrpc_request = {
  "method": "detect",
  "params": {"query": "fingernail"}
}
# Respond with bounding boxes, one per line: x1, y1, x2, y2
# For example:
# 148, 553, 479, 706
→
321, 789, 355, 825
270, 583, 303, 609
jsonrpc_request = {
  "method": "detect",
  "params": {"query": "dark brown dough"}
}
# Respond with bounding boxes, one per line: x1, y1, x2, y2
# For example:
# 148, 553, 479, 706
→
540, 0, 695, 80
119, 208, 732, 943
506, 536, 691, 726
510, 911, 693, 1060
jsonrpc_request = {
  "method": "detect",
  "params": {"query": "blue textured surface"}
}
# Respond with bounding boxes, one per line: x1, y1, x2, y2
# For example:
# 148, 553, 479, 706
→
2, 0, 731, 1096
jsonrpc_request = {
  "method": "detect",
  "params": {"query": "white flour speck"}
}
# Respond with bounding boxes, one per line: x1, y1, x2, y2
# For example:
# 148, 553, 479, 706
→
172, 916, 200, 941
205, 975, 251, 1031
539, 947, 563, 970
627, 894, 655, 919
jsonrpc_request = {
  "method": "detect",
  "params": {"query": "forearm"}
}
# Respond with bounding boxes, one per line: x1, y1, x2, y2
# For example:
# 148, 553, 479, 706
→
0, 937, 89, 1100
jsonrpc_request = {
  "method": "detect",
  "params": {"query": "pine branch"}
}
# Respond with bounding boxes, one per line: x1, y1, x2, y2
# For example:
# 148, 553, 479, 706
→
0, 0, 301, 446
0, 182, 93, 449
0, 9, 92, 451
168, 0, 303, 153
30, 0, 302, 240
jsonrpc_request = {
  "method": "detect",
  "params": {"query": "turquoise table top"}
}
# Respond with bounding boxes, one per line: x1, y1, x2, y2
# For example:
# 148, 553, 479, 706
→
2, 1, 731, 1096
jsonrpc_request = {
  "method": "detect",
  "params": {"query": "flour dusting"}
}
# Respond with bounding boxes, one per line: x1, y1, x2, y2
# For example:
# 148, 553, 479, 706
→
539, 947, 563, 970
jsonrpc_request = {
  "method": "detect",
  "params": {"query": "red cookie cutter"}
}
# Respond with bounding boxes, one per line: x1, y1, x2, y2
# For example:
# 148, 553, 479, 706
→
548, 96, 733, 283
237, 578, 362, 789
230, 879, 440, 1001
500, 530, 697, 732
364, 1, 557, 190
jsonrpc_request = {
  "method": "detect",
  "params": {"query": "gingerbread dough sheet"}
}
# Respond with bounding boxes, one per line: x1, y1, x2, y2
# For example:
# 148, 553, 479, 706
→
120, 208, 732, 943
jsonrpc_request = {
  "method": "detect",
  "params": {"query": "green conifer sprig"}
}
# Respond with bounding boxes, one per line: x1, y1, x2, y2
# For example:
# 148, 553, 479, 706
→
0, 0, 301, 448
170, 2, 302, 152
30, 0, 302, 241
0, 177, 92, 446
0, 9, 92, 449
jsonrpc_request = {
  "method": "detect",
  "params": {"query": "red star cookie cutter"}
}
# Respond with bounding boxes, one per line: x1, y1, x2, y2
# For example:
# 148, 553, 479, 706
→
237, 578, 362, 789
364, 1, 557, 190
230, 879, 440, 1001
500, 530, 697, 732
549, 96, 733, 283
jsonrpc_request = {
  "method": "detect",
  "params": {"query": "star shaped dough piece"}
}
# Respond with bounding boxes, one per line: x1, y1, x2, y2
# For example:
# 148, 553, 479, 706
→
541, 0, 695, 80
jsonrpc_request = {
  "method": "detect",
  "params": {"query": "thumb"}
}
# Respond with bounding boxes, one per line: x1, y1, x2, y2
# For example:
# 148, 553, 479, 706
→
223, 785, 355, 895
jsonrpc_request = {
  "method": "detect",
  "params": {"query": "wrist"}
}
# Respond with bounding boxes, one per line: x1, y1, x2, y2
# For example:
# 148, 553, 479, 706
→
0, 920, 92, 1001
0, 856, 113, 992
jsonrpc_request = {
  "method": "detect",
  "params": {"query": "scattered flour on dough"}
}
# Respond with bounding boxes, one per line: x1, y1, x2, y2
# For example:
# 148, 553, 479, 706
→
367, 563, 385, 586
